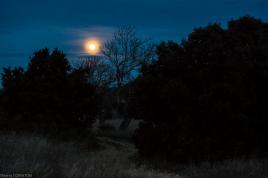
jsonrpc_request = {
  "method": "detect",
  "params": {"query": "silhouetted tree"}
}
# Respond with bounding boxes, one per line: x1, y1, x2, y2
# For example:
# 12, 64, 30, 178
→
103, 26, 154, 87
0, 48, 100, 136
1, 67, 25, 121
102, 26, 155, 129
130, 16, 268, 162
74, 58, 115, 88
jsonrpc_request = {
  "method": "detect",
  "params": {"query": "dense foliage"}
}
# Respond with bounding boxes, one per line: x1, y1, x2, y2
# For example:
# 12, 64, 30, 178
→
0, 49, 99, 136
130, 16, 268, 162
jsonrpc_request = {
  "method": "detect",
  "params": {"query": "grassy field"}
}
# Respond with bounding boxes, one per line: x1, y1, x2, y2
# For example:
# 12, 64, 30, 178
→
1, 117, 268, 178
0, 132, 181, 178
0, 131, 268, 178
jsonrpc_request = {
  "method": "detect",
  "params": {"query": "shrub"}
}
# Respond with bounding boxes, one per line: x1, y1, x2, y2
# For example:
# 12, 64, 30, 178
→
0, 48, 100, 136
130, 16, 268, 162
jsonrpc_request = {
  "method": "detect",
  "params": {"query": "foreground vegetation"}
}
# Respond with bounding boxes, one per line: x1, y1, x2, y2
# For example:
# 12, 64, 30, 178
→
0, 132, 267, 178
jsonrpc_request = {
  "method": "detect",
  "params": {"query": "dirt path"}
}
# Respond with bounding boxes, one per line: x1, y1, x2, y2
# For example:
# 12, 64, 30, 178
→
97, 135, 136, 153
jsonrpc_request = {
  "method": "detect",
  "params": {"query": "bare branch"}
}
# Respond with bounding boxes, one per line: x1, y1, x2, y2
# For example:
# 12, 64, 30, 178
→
102, 26, 155, 87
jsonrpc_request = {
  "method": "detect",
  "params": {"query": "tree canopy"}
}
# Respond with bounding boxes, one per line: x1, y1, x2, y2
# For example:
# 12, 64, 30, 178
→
130, 16, 268, 162
0, 48, 100, 136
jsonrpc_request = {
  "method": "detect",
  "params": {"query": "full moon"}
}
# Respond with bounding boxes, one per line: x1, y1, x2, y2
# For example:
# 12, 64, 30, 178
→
89, 44, 96, 51
84, 39, 101, 55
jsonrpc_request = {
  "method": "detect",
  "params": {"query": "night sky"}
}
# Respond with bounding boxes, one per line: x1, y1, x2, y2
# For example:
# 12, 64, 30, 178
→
0, 0, 268, 68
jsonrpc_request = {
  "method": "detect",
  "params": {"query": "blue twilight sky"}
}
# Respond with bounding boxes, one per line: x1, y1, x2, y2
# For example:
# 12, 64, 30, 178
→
0, 0, 268, 68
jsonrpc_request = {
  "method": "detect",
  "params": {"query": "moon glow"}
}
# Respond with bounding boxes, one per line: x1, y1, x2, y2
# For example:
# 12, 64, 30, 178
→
84, 39, 101, 55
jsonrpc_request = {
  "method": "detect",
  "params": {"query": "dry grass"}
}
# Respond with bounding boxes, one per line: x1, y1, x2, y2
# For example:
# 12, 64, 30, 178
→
181, 159, 268, 178
0, 132, 267, 178
0, 133, 180, 178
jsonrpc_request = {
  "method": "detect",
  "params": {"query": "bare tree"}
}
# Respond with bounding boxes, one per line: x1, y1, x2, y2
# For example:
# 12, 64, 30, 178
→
72, 58, 116, 126
102, 26, 154, 88
73, 58, 115, 88
102, 26, 155, 129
